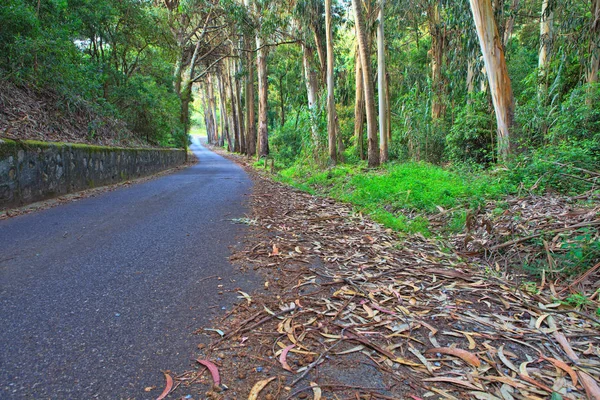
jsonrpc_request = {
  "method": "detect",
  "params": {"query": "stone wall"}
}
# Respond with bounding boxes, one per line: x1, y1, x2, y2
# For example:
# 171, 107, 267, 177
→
0, 139, 186, 209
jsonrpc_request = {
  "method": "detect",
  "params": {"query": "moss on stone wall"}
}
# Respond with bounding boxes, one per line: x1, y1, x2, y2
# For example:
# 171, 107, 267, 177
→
1, 139, 186, 209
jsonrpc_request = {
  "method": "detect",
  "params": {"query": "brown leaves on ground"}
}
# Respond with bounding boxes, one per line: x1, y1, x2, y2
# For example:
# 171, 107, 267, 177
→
174, 151, 599, 400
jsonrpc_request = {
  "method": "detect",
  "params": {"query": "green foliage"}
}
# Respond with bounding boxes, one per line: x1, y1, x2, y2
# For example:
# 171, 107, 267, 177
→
447, 92, 496, 164
505, 141, 599, 195
1, 0, 183, 147
562, 293, 593, 309
278, 161, 508, 235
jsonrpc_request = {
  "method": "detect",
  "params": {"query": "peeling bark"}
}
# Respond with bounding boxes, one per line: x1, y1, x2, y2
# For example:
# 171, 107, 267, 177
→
352, 0, 379, 167
469, 0, 515, 161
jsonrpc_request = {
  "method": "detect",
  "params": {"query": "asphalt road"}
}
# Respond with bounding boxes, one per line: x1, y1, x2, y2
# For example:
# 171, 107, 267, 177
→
0, 138, 260, 399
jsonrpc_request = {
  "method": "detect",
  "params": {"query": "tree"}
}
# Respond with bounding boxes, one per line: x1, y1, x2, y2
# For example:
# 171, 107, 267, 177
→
256, 24, 270, 157
428, 2, 446, 119
354, 40, 365, 160
352, 0, 379, 167
377, 0, 388, 163
469, 0, 515, 161
586, 0, 599, 104
325, 0, 338, 164
538, 0, 553, 98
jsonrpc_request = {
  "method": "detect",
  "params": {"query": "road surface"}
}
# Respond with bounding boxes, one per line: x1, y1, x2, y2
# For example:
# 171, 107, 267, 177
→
0, 138, 259, 399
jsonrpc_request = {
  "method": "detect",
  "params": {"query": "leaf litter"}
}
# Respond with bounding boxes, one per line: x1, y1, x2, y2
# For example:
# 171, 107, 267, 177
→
170, 152, 599, 400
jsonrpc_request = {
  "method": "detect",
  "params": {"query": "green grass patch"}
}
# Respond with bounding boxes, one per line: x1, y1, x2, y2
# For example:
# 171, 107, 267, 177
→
275, 161, 510, 235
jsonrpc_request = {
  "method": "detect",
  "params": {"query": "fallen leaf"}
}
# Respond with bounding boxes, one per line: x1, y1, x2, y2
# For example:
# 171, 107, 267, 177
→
248, 376, 276, 400
196, 359, 221, 387
541, 356, 577, 387
156, 372, 172, 400
310, 382, 322, 400
425, 347, 481, 368
422, 376, 482, 390
578, 371, 600, 399
279, 344, 295, 372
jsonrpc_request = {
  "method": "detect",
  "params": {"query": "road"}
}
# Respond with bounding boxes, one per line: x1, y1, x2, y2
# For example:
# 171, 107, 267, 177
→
0, 138, 260, 399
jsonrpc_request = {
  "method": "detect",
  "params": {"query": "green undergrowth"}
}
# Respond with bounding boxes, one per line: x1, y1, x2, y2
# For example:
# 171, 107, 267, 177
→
271, 161, 511, 236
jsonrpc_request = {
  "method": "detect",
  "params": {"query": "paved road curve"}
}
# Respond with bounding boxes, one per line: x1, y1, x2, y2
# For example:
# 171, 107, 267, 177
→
0, 138, 259, 399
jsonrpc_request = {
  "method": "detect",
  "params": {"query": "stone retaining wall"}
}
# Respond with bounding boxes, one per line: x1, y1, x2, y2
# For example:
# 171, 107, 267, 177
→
0, 139, 186, 209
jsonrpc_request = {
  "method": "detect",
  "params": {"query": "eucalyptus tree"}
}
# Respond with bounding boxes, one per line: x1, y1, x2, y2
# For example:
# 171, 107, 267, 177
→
325, 0, 339, 163
469, 0, 515, 160
587, 0, 599, 102
352, 0, 379, 167
538, 0, 554, 99
377, 0, 388, 163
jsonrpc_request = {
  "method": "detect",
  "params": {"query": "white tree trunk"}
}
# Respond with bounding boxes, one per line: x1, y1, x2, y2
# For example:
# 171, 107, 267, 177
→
538, 0, 553, 97
469, 0, 515, 161
586, 0, 600, 104
256, 34, 269, 157
352, 0, 379, 167
325, 0, 337, 164
302, 43, 319, 143
377, 0, 388, 163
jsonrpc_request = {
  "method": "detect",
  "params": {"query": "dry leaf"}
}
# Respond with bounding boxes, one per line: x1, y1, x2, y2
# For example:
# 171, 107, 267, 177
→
156, 372, 173, 400
425, 347, 481, 368
248, 376, 276, 400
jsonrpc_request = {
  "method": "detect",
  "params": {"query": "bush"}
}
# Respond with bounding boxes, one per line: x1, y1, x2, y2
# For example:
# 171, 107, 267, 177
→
506, 140, 599, 195
447, 92, 496, 164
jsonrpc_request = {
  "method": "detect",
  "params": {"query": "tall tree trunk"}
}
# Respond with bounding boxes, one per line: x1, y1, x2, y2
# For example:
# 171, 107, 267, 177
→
235, 53, 246, 154
244, 0, 257, 156
469, 0, 515, 161
386, 71, 391, 143
226, 58, 240, 153
467, 59, 476, 94
245, 38, 257, 156
377, 0, 388, 163
538, 0, 553, 99
325, 0, 337, 164
502, 0, 520, 48
200, 82, 212, 141
278, 74, 285, 127
173, 52, 183, 96
354, 41, 365, 160
217, 71, 232, 150
256, 34, 269, 157
207, 73, 220, 145
313, 31, 327, 86
302, 43, 319, 144
352, 0, 379, 167
429, 3, 445, 119
586, 0, 600, 104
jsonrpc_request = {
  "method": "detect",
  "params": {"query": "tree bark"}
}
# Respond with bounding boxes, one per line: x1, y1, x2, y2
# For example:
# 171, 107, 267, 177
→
469, 0, 515, 161
325, 0, 337, 164
207, 73, 220, 145
256, 34, 269, 157
502, 0, 520, 48
586, 0, 600, 105
245, 37, 257, 156
302, 43, 319, 144
226, 57, 240, 153
428, 3, 445, 119
244, 0, 256, 156
200, 81, 212, 141
538, 0, 553, 99
377, 0, 388, 163
352, 0, 379, 167
313, 31, 327, 86
467, 59, 476, 94
217, 71, 232, 150
354, 41, 365, 160
235, 53, 246, 154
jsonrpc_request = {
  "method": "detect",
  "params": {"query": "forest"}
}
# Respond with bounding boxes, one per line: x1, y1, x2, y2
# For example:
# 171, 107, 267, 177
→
1, 0, 599, 276
2, 1, 600, 398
